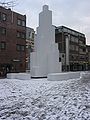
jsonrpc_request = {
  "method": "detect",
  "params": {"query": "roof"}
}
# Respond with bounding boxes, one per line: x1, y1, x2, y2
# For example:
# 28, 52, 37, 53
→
56, 25, 85, 37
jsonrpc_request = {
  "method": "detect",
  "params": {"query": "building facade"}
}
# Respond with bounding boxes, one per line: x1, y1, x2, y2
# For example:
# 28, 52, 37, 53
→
26, 27, 35, 71
55, 26, 87, 71
0, 6, 26, 77
86, 45, 90, 70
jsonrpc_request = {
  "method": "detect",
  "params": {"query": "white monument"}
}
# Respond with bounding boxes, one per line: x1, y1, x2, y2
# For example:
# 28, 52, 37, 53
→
30, 5, 61, 77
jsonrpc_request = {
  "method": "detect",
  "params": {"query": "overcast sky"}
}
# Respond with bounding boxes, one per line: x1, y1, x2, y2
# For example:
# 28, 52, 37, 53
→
2, 0, 90, 44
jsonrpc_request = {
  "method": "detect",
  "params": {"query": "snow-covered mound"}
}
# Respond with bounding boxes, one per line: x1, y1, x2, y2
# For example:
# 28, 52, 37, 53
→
80, 71, 90, 80
0, 77, 90, 120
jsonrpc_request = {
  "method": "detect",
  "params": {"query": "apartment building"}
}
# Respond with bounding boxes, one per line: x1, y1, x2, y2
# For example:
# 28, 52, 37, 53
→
55, 26, 86, 71
26, 27, 35, 71
86, 45, 90, 70
0, 6, 26, 77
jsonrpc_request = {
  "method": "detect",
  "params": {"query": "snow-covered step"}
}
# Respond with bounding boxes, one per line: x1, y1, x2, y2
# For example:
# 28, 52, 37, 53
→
80, 72, 90, 80
15, 73, 31, 80
7, 73, 31, 80
47, 72, 80, 81
7, 73, 18, 79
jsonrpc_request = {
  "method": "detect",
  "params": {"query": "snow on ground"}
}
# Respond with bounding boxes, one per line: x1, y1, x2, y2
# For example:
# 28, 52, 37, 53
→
0, 77, 90, 120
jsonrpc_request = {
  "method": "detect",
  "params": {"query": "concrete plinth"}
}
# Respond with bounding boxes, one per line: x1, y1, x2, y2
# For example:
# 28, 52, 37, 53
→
7, 73, 31, 80
47, 72, 80, 81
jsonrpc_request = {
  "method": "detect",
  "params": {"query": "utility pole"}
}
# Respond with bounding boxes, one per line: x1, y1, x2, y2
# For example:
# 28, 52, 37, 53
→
0, 0, 17, 8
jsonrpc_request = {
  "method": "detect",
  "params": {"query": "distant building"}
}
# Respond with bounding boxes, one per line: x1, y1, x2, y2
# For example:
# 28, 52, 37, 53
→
86, 45, 90, 70
0, 6, 26, 76
26, 27, 35, 71
55, 26, 87, 71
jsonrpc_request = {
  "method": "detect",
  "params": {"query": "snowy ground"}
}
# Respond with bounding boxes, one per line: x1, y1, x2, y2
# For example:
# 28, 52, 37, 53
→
0, 77, 90, 120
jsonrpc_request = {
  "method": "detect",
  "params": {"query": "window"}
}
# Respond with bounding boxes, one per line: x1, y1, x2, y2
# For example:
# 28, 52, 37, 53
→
1, 27, 6, 35
75, 38, 78, 43
16, 44, 21, 51
21, 45, 25, 51
17, 31, 25, 39
62, 54, 64, 58
63, 28, 68, 33
71, 36, 74, 42
79, 40, 85, 45
83, 48, 86, 52
0, 12, 1, 20
17, 19, 21, 25
79, 55, 85, 60
32, 33, 34, 39
22, 20, 25, 26
16, 44, 25, 51
17, 19, 26, 27
75, 46, 78, 51
68, 29, 71, 34
29, 32, 31, 38
79, 48, 83, 53
58, 28, 62, 32
71, 36, 78, 43
21, 33, 25, 39
83, 40, 85, 44
2, 13, 7, 21
70, 45, 74, 50
0, 42, 6, 50
0, 27, 6, 35
58, 43, 62, 51
59, 57, 61, 62
76, 33, 79, 36
17, 31, 21, 38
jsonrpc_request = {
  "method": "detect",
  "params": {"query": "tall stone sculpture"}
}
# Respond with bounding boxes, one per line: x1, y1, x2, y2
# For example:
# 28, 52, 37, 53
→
30, 5, 61, 77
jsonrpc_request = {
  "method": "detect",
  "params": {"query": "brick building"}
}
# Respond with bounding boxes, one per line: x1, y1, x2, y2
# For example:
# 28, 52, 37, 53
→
0, 6, 26, 77
55, 26, 87, 71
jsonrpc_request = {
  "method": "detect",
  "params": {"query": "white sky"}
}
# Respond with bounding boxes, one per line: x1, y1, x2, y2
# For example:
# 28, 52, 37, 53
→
1, 0, 90, 45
